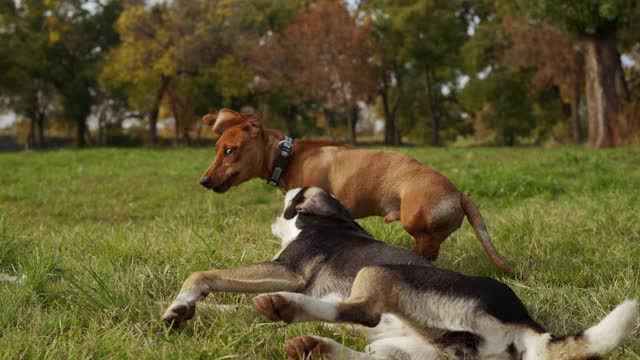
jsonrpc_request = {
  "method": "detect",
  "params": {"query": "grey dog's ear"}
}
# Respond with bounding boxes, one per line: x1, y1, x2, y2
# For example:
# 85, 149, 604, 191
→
295, 187, 348, 218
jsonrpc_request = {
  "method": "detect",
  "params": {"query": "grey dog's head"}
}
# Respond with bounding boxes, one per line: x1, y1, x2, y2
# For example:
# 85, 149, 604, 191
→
271, 187, 353, 242
283, 187, 350, 219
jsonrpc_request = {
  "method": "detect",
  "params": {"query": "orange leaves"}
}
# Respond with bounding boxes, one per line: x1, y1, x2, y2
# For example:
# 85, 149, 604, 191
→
251, 0, 375, 110
502, 16, 581, 95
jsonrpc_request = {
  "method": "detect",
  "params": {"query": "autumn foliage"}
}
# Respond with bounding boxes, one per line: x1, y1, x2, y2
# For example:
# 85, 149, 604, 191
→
1, 0, 639, 148
251, 0, 375, 112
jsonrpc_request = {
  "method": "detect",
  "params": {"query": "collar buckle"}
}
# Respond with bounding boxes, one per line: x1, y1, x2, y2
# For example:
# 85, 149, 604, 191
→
267, 136, 293, 186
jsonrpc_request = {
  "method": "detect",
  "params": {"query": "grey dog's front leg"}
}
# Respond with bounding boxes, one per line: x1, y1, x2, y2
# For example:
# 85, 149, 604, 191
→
162, 261, 306, 328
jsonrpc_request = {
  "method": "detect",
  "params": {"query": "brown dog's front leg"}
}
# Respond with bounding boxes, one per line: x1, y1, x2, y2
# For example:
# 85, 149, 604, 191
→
162, 261, 306, 328
383, 211, 401, 223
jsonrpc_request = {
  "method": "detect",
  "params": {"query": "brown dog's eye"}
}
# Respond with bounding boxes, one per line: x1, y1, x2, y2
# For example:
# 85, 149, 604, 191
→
224, 147, 236, 156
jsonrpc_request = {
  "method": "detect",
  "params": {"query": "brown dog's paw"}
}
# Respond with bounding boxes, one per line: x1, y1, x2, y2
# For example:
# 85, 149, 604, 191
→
284, 336, 333, 359
162, 302, 195, 329
254, 293, 301, 324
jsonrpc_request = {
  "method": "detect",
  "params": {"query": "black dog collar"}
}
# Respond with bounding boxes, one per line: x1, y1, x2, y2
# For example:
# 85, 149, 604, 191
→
267, 136, 294, 186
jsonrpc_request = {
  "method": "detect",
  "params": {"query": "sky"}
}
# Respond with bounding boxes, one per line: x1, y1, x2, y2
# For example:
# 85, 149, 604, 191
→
0, 113, 16, 129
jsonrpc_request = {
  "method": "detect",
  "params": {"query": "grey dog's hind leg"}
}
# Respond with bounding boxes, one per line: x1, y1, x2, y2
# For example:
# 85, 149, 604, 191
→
254, 266, 396, 326
162, 261, 306, 328
256, 266, 443, 359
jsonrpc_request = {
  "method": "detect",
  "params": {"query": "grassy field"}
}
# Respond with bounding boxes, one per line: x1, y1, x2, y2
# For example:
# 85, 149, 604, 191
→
0, 146, 639, 359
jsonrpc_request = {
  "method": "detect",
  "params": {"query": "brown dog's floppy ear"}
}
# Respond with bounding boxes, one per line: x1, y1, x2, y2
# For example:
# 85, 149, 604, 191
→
243, 114, 261, 127
202, 113, 217, 128
201, 108, 252, 135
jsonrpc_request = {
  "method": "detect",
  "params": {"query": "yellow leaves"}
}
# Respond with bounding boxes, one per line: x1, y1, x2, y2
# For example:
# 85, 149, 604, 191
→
48, 31, 60, 43
153, 48, 177, 77
43, 6, 73, 45
102, 0, 257, 112
315, 113, 328, 129
203, 0, 235, 19
116, 6, 153, 36
158, 103, 172, 120
213, 55, 251, 99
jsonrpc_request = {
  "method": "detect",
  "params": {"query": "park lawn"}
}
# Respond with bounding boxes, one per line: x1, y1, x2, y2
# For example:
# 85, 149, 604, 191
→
0, 146, 639, 359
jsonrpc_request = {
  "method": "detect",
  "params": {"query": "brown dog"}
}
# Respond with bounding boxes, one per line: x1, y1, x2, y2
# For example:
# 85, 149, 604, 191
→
198, 108, 511, 272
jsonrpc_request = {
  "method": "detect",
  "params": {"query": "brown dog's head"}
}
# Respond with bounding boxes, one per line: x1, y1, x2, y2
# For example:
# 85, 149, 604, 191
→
199, 109, 267, 193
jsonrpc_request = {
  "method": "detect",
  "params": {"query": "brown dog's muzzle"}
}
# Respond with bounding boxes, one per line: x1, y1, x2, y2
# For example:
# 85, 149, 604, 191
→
199, 171, 239, 193
199, 175, 212, 189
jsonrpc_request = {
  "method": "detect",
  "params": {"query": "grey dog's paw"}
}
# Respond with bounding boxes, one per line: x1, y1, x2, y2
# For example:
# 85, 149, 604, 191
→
254, 293, 301, 324
284, 336, 333, 359
162, 302, 195, 329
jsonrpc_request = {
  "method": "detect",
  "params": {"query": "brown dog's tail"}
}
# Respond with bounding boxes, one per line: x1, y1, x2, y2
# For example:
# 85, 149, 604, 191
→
460, 194, 512, 273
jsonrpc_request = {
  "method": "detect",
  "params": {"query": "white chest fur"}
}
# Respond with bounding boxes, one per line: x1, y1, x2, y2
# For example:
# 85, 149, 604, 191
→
272, 213, 301, 249
272, 188, 304, 257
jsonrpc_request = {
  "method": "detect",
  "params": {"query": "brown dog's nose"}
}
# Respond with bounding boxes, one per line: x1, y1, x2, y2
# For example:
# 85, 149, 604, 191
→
199, 175, 211, 188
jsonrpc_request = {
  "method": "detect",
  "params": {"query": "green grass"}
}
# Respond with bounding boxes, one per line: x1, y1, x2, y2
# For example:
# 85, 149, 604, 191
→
0, 146, 638, 359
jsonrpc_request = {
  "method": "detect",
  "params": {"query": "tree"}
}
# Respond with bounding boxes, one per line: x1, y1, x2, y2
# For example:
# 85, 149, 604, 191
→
0, 0, 57, 148
520, 0, 639, 147
1, 0, 120, 148
252, 0, 375, 144
368, 0, 469, 146
100, 3, 174, 145
460, 0, 578, 145
461, 71, 536, 146
41, 0, 124, 147
102, 0, 255, 144
367, 4, 407, 145
503, 16, 585, 143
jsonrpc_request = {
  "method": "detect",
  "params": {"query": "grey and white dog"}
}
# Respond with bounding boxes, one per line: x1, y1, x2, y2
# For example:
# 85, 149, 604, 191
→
162, 187, 638, 359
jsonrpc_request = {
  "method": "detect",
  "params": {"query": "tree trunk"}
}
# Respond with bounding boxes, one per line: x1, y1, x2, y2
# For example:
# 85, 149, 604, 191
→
286, 104, 298, 137
504, 127, 515, 146
196, 124, 203, 141
36, 112, 45, 148
570, 87, 583, 143
26, 95, 41, 149
323, 108, 336, 140
27, 115, 36, 149
174, 120, 179, 145
182, 117, 191, 145
350, 105, 358, 146
584, 32, 620, 148
98, 110, 105, 146
149, 108, 159, 145
149, 76, 170, 145
425, 70, 441, 146
614, 50, 630, 138
429, 104, 440, 146
170, 98, 180, 146
77, 118, 87, 148
380, 88, 400, 145
570, 88, 583, 144
169, 93, 181, 146
570, 51, 584, 143
393, 117, 401, 145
